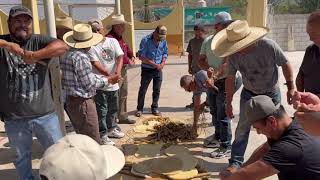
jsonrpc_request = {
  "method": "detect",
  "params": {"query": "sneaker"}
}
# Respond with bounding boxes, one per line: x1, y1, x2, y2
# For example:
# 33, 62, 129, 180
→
203, 138, 220, 148
210, 147, 231, 159
108, 128, 125, 138
100, 135, 115, 145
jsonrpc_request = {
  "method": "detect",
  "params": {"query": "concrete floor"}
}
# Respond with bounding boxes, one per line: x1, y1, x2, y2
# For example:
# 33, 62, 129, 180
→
0, 51, 304, 179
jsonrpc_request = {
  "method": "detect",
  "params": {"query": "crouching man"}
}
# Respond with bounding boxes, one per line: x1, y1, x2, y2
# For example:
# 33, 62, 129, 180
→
180, 70, 218, 133
220, 95, 320, 180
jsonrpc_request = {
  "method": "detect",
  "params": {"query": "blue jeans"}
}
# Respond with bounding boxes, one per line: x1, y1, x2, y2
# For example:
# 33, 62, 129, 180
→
229, 87, 281, 168
207, 76, 242, 149
4, 112, 63, 180
137, 67, 163, 111
95, 90, 119, 136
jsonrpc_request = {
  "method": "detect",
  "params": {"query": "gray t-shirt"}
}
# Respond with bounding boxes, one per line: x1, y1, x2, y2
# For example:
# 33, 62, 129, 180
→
187, 37, 204, 73
228, 38, 288, 94
0, 34, 55, 119
194, 70, 208, 96
298, 44, 320, 94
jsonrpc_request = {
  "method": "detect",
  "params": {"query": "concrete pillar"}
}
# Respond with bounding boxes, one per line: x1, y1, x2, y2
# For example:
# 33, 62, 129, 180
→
246, 0, 268, 27
120, 0, 136, 53
43, 0, 66, 135
22, 0, 40, 33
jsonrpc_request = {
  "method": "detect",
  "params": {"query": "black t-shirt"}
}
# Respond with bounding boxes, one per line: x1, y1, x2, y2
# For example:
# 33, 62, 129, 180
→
0, 34, 55, 119
263, 120, 320, 180
299, 44, 320, 94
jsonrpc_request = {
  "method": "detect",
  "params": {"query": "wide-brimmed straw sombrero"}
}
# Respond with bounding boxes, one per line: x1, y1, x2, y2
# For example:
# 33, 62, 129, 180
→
211, 20, 269, 57
56, 16, 73, 30
63, 23, 103, 49
106, 14, 132, 29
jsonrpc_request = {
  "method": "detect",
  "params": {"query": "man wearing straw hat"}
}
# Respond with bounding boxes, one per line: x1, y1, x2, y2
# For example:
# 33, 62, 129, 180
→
211, 20, 295, 171
198, 12, 242, 159
106, 14, 137, 125
61, 23, 119, 144
0, 6, 69, 180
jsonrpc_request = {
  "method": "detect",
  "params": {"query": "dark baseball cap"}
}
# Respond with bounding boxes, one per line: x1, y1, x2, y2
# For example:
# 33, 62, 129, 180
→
194, 24, 206, 32
9, 6, 33, 19
245, 95, 281, 125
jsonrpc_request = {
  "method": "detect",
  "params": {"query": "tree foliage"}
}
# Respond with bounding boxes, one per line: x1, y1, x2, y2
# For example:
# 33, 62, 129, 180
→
295, 0, 320, 12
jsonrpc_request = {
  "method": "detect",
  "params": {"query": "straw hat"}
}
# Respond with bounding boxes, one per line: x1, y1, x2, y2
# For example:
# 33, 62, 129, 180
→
211, 20, 269, 57
63, 23, 103, 49
107, 14, 132, 29
56, 16, 73, 30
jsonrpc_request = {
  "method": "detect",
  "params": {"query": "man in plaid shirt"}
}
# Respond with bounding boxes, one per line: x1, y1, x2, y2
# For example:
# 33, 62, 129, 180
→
61, 24, 119, 144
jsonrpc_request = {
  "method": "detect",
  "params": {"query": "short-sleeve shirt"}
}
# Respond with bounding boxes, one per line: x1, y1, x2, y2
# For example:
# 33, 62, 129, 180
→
139, 34, 168, 69
187, 37, 204, 73
194, 70, 208, 96
0, 34, 55, 119
228, 38, 288, 94
200, 35, 227, 79
298, 44, 320, 94
263, 120, 320, 180
89, 37, 124, 91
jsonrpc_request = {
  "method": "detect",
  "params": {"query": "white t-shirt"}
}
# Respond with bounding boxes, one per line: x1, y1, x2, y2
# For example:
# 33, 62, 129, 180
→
89, 37, 124, 91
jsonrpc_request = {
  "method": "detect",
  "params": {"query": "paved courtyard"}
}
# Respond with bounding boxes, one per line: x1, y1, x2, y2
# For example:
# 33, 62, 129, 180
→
0, 51, 304, 179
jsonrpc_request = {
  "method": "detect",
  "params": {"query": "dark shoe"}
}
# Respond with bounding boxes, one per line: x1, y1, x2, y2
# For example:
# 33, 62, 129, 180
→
152, 109, 162, 116
185, 103, 194, 109
119, 118, 136, 124
135, 110, 142, 117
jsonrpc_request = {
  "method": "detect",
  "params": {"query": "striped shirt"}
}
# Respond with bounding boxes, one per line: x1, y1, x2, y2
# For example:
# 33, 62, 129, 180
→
60, 48, 107, 98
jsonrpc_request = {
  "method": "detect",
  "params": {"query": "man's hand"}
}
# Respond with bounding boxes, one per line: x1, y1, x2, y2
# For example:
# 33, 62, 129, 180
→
292, 91, 320, 112
207, 67, 214, 78
23, 50, 37, 64
5, 42, 24, 56
287, 89, 295, 105
129, 57, 136, 65
219, 170, 232, 180
226, 103, 234, 118
188, 67, 192, 74
205, 78, 214, 88
107, 74, 121, 84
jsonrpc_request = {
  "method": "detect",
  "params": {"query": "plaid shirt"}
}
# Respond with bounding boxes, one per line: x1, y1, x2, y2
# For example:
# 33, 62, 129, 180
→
61, 49, 107, 98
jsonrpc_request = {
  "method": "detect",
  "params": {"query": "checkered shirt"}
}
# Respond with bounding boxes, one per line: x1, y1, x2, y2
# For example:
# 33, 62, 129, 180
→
60, 49, 107, 98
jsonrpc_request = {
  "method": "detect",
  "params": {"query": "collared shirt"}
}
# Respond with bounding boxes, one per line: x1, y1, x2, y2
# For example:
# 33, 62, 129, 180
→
139, 33, 168, 69
61, 48, 107, 98
107, 30, 133, 65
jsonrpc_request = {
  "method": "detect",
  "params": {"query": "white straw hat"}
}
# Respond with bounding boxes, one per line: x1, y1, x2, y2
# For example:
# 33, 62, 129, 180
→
106, 14, 132, 29
56, 16, 73, 30
63, 23, 103, 49
39, 134, 125, 180
211, 20, 269, 57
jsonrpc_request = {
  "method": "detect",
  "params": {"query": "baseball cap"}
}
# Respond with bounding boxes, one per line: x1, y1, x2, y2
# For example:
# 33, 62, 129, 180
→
155, 25, 167, 40
245, 95, 281, 124
9, 6, 32, 19
194, 24, 206, 32
88, 18, 103, 32
214, 11, 232, 26
39, 134, 125, 180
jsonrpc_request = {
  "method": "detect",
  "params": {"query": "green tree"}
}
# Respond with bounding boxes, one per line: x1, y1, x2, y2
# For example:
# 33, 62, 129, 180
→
295, 0, 320, 13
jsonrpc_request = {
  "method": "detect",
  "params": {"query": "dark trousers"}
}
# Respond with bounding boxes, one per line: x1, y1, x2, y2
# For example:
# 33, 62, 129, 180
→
137, 67, 163, 111
118, 67, 129, 121
65, 96, 101, 143
95, 90, 119, 136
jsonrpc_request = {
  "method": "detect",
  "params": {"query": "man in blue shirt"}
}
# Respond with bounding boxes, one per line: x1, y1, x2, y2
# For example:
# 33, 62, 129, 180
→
136, 25, 168, 117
